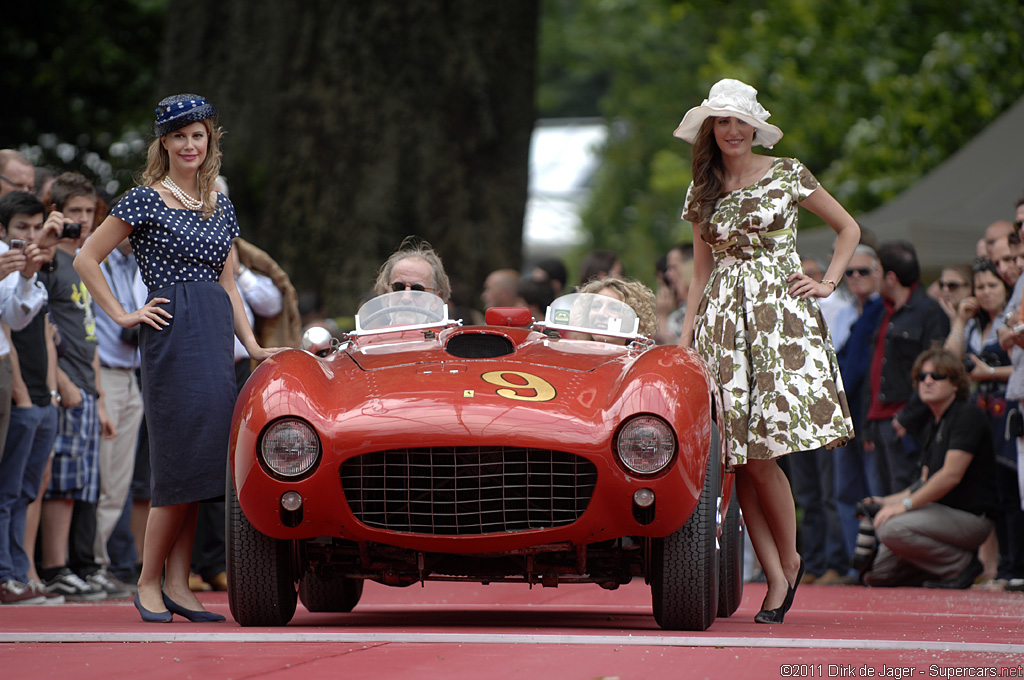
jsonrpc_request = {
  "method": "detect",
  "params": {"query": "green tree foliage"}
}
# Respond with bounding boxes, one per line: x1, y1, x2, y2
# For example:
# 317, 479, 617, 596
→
0, 1, 166, 194
539, 0, 1024, 282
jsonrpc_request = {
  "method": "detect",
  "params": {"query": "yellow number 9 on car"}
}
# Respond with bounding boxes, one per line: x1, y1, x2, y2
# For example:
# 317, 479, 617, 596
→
480, 371, 557, 402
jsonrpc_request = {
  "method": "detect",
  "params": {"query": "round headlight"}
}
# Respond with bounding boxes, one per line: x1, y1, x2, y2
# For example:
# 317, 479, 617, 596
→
260, 419, 321, 477
616, 415, 675, 474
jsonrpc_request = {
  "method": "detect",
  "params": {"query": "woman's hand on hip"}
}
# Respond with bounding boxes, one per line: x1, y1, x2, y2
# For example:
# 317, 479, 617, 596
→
120, 297, 172, 331
787, 272, 833, 300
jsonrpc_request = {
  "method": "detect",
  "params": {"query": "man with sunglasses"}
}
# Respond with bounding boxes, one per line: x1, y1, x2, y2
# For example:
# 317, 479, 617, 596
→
372, 237, 451, 302
860, 348, 996, 588
363, 238, 452, 327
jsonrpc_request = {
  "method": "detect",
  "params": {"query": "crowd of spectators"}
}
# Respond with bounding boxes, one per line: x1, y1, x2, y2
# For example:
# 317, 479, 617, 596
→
0, 149, 297, 605
787, 207, 1024, 591
2, 137, 1021, 607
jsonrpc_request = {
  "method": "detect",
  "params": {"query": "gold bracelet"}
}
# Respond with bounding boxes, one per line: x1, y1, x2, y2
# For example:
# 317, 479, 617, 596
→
821, 279, 837, 290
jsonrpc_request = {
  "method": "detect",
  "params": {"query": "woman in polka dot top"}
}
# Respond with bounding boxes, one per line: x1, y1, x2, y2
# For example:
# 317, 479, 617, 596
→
75, 94, 285, 623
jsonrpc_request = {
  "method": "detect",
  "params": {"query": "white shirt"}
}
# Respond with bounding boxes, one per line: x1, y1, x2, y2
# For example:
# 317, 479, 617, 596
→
818, 287, 858, 351
233, 266, 282, 361
0, 242, 49, 356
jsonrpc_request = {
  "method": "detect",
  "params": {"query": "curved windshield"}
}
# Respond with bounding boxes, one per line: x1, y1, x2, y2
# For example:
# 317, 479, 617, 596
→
354, 291, 450, 334
540, 293, 642, 342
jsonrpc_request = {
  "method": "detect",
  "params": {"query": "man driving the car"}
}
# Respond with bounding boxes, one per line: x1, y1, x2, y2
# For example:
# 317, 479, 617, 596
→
366, 237, 451, 328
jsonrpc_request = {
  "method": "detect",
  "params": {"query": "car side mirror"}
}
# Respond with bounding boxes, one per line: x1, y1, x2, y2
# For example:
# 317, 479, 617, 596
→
302, 326, 338, 356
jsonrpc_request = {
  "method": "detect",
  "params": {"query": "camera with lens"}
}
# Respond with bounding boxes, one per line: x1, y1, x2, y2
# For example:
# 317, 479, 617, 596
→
851, 499, 882, 574
120, 326, 140, 348
855, 498, 881, 519
60, 223, 82, 239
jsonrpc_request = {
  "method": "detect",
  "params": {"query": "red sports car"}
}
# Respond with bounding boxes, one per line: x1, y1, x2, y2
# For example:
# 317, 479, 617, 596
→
227, 290, 742, 630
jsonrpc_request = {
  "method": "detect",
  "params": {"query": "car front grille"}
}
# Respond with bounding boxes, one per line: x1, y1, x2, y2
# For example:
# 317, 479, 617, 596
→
340, 447, 597, 535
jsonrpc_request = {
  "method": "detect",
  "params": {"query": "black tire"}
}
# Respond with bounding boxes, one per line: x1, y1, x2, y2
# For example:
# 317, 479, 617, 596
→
299, 572, 364, 613
717, 494, 744, 617
651, 425, 720, 631
226, 472, 298, 626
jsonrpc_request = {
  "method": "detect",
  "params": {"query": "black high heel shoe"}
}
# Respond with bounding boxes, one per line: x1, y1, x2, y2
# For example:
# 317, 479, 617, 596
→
162, 592, 226, 622
134, 591, 173, 623
754, 558, 804, 624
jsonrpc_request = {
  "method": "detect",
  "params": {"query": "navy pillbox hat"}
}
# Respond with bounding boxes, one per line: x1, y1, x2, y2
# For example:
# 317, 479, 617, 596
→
154, 94, 218, 137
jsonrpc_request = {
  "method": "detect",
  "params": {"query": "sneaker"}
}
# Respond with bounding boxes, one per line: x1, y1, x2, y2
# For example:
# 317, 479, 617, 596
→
1005, 578, 1024, 592
1, 579, 47, 605
86, 569, 132, 600
28, 579, 65, 605
45, 568, 106, 601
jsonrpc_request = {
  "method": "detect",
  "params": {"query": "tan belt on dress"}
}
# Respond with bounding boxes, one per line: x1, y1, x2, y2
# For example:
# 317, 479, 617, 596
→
711, 227, 794, 252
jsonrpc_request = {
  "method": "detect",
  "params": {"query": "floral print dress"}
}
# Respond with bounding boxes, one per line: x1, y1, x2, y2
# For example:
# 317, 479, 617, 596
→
683, 157, 854, 466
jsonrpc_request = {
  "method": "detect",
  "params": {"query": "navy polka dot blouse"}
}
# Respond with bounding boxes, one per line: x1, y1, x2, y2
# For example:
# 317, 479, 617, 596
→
110, 186, 240, 292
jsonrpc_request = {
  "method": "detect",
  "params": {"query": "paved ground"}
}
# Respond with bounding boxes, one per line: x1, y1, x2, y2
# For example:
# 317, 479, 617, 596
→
2, 579, 1022, 679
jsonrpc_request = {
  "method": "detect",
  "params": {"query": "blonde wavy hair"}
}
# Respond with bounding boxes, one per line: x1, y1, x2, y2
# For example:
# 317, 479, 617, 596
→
139, 117, 224, 219
577, 276, 657, 337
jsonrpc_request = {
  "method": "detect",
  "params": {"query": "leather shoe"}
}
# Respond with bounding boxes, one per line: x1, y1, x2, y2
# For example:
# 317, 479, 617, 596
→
755, 557, 804, 624
162, 592, 226, 622
134, 591, 172, 623
188, 572, 212, 592
754, 604, 786, 624
922, 556, 983, 590
209, 572, 228, 591
782, 558, 805, 614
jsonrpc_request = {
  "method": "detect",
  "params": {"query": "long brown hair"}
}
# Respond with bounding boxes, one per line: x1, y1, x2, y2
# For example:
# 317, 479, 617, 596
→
139, 118, 224, 218
690, 117, 724, 241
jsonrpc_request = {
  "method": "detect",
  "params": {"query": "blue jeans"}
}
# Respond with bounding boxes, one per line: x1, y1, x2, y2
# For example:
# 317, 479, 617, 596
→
833, 436, 884, 558
865, 418, 920, 496
0, 404, 58, 582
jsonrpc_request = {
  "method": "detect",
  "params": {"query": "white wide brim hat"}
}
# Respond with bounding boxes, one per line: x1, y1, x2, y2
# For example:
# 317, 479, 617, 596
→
673, 78, 783, 149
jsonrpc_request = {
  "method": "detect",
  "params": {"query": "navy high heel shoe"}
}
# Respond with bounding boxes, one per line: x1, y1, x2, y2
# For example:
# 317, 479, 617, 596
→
754, 557, 804, 624
134, 591, 173, 623
162, 592, 226, 622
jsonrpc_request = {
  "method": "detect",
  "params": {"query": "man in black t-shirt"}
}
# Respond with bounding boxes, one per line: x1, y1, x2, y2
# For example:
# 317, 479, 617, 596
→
861, 347, 997, 588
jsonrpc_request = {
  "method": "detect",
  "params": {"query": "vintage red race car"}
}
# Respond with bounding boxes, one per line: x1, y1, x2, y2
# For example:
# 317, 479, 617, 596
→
227, 290, 742, 630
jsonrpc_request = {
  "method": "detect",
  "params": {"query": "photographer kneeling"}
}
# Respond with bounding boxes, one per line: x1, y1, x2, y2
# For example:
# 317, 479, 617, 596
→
860, 347, 996, 588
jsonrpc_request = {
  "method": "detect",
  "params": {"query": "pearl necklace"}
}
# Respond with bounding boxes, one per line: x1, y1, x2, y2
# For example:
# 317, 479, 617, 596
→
161, 176, 203, 211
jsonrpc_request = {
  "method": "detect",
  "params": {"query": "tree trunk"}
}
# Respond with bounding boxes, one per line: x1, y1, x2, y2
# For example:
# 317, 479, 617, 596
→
160, 0, 537, 315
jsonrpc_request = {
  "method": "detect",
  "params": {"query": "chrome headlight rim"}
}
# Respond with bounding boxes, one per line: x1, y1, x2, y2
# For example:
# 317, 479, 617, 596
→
614, 414, 677, 475
258, 417, 322, 480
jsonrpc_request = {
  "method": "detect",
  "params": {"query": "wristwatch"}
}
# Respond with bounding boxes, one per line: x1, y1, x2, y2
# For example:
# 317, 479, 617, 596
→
902, 496, 913, 511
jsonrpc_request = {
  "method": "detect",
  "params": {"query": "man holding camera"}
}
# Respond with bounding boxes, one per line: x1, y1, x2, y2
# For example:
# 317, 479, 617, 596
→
0, 190, 55, 604
860, 347, 996, 589
37, 172, 119, 601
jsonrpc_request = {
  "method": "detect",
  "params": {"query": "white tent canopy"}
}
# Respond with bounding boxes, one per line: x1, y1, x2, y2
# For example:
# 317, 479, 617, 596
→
522, 119, 606, 260
798, 95, 1024, 269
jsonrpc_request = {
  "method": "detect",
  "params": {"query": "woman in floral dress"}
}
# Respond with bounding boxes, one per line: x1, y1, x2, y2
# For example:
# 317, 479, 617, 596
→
675, 79, 859, 624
